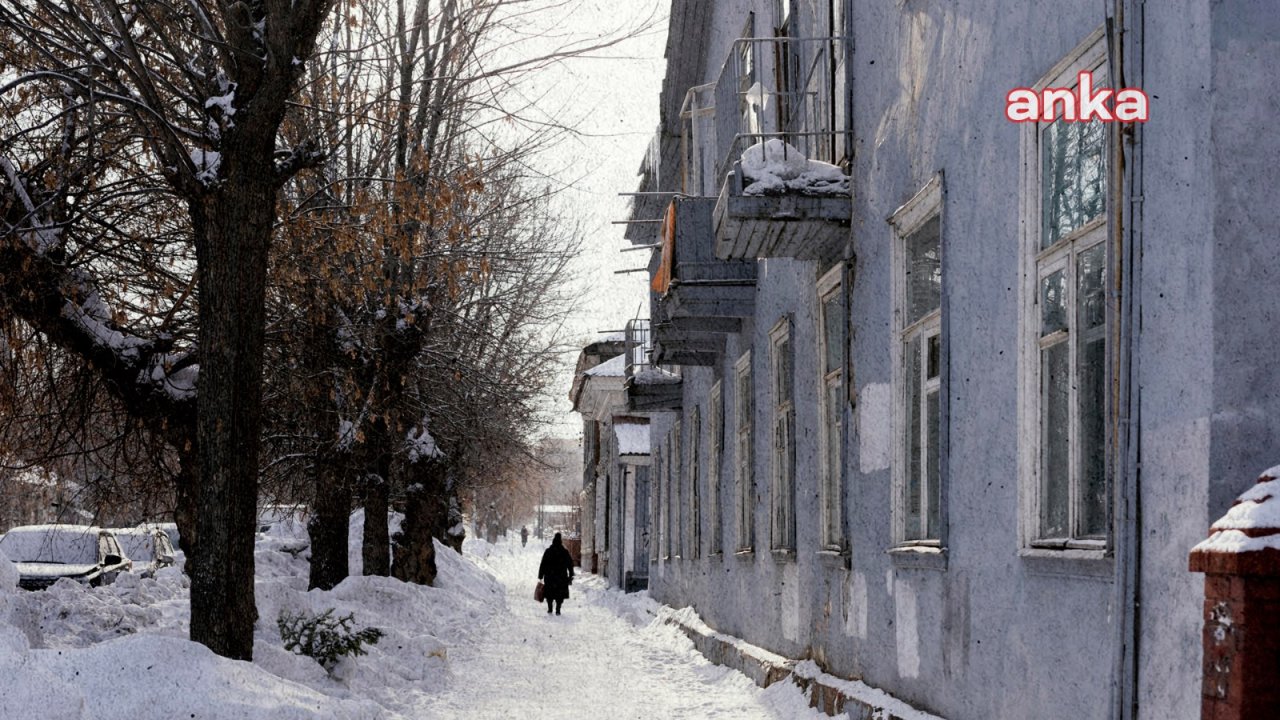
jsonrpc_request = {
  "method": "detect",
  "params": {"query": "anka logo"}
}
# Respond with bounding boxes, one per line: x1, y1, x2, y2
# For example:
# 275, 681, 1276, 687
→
1006, 71, 1148, 123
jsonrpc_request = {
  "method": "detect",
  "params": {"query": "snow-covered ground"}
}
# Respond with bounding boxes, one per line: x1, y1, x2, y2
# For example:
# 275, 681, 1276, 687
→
0, 518, 822, 719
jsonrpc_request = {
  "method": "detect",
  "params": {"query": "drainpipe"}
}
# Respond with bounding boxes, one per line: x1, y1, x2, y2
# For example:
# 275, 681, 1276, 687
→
1108, 0, 1144, 719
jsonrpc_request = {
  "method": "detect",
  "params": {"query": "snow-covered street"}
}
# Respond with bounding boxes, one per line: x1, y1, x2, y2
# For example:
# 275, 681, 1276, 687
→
433, 539, 821, 719
0, 520, 821, 719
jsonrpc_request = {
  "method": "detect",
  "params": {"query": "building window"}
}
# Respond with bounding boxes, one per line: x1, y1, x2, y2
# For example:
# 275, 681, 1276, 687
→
1022, 29, 1111, 549
709, 382, 724, 555
770, 317, 796, 551
890, 174, 944, 545
735, 352, 755, 552
689, 406, 701, 559
653, 447, 662, 562
818, 266, 845, 550
603, 472, 611, 552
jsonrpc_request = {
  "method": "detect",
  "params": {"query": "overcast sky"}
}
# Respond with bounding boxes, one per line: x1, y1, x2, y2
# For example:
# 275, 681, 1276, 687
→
489, 1, 669, 439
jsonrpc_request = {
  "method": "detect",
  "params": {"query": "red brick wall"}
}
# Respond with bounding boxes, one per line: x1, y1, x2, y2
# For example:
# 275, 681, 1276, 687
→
1190, 546, 1280, 719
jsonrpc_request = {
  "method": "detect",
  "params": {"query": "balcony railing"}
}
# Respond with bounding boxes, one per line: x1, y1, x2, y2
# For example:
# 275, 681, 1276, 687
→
716, 36, 847, 183
623, 315, 683, 411
623, 317, 651, 381
677, 36, 849, 199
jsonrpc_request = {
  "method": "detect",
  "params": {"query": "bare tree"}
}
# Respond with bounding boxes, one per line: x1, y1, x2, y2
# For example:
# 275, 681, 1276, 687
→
0, 0, 337, 659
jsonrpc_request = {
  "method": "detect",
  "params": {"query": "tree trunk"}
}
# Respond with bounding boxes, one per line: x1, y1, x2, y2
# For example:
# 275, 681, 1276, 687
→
361, 465, 391, 576
173, 455, 200, 557
391, 458, 448, 585
307, 455, 350, 590
441, 480, 465, 554
361, 321, 415, 575
303, 300, 350, 591
188, 170, 276, 661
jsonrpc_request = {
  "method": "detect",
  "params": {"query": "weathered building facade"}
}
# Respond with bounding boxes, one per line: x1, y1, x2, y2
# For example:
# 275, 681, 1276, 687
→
626, 1, 1280, 718
570, 328, 661, 590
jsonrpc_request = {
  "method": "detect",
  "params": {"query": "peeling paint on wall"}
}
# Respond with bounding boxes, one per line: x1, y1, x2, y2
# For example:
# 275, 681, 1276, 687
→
847, 571, 868, 639
859, 383, 892, 472
782, 562, 800, 643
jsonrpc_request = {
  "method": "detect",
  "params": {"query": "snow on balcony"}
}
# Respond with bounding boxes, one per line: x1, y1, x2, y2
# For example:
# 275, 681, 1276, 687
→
676, 35, 850, 261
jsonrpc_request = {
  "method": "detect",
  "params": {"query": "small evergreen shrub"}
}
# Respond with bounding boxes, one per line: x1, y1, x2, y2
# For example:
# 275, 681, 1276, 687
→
277, 608, 384, 670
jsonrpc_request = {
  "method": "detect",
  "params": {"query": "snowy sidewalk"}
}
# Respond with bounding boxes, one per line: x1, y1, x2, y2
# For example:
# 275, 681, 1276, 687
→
0, 523, 822, 719
423, 540, 821, 719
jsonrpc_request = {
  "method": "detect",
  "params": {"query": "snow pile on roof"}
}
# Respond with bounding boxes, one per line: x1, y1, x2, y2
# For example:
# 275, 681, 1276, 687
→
1192, 464, 1280, 554
739, 139, 848, 197
615, 422, 650, 456
585, 352, 626, 378
631, 366, 680, 385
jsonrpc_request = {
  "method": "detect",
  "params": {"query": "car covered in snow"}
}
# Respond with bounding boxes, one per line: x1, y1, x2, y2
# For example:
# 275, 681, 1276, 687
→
0, 524, 132, 590
109, 526, 176, 578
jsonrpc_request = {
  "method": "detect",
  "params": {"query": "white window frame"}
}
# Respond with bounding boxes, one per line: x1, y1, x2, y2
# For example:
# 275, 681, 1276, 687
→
889, 174, 944, 548
818, 265, 845, 551
735, 351, 755, 552
1018, 28, 1112, 554
770, 316, 796, 552
709, 381, 724, 555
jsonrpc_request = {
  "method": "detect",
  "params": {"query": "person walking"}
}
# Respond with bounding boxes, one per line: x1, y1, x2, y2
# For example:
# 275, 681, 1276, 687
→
537, 532, 574, 615
520, 526, 529, 547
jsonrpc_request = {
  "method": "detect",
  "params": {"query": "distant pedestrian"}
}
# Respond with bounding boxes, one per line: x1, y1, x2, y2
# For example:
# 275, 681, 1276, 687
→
538, 532, 574, 615
520, 526, 529, 547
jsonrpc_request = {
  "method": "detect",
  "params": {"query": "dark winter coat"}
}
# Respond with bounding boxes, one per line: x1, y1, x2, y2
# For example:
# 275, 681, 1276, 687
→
538, 538, 574, 601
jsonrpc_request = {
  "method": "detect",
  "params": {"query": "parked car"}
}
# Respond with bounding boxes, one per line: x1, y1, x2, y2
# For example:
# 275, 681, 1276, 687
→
0, 525, 131, 590
110, 527, 176, 578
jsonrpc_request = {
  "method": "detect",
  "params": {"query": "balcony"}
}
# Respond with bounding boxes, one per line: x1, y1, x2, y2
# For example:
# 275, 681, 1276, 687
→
622, 318, 682, 412
683, 36, 851, 261
650, 196, 755, 365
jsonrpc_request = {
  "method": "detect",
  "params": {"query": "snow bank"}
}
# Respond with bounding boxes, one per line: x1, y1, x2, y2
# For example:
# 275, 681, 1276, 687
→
631, 367, 680, 385
0, 511, 509, 719
35, 635, 384, 719
739, 139, 848, 197
0, 549, 17, 593
792, 660, 946, 720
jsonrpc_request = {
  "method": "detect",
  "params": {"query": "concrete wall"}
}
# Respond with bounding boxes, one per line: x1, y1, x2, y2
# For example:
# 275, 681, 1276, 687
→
644, 1, 1280, 718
